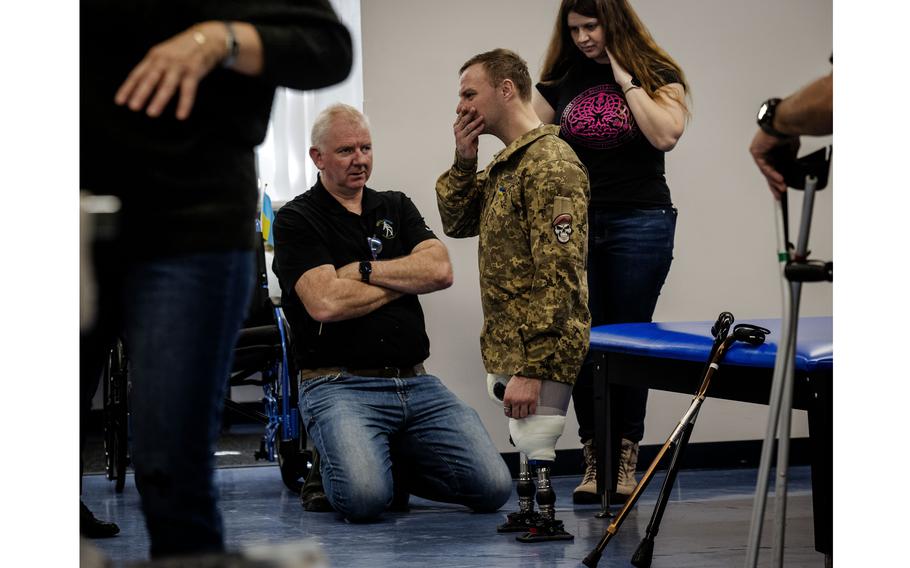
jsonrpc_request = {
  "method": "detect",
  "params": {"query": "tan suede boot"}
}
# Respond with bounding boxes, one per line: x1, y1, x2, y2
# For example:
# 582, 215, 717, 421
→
572, 439, 599, 504
615, 438, 640, 502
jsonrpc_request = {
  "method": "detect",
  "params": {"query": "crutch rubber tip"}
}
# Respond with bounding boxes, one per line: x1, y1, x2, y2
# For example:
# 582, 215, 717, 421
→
582, 550, 602, 567
631, 537, 654, 568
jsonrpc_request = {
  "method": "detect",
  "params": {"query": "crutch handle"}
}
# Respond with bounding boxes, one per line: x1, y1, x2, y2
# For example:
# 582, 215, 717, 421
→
710, 312, 734, 340
780, 146, 832, 190
732, 324, 770, 346
785, 260, 833, 282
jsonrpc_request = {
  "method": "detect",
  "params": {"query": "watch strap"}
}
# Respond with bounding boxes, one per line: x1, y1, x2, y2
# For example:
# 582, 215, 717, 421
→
757, 97, 790, 138
359, 261, 372, 283
623, 76, 642, 95
222, 21, 239, 68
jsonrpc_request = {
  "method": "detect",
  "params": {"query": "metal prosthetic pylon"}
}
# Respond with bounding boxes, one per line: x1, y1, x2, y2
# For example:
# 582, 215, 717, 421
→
497, 453, 541, 533
516, 462, 574, 543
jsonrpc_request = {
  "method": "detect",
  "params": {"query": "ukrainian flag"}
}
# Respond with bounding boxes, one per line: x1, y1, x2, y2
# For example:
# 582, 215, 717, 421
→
261, 190, 275, 251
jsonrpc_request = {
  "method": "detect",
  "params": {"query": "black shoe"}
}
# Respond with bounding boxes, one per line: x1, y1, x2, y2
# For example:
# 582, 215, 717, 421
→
301, 489, 334, 512
81, 501, 120, 538
300, 449, 335, 512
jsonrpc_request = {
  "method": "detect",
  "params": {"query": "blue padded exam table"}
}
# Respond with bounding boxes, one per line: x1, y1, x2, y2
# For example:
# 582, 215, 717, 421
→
589, 316, 832, 553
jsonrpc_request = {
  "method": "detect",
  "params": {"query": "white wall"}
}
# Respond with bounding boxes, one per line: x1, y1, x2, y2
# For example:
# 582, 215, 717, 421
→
359, 0, 833, 453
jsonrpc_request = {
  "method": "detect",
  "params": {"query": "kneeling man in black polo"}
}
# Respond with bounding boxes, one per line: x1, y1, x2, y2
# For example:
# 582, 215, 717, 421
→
272, 103, 512, 522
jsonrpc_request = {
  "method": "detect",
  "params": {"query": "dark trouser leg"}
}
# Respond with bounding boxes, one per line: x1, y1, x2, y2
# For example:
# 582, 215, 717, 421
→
618, 386, 649, 442
575, 208, 676, 506
575, 207, 677, 443
573, 359, 596, 443
124, 250, 253, 558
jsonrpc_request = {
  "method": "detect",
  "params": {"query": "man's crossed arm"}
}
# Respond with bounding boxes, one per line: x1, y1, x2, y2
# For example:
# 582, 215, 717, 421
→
295, 239, 453, 323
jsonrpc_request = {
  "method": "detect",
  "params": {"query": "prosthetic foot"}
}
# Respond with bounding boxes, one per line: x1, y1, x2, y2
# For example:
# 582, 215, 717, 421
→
498, 453, 541, 532
516, 461, 574, 542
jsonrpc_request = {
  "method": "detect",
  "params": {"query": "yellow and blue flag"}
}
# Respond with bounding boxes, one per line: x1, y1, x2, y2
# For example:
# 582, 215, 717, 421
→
261, 190, 275, 250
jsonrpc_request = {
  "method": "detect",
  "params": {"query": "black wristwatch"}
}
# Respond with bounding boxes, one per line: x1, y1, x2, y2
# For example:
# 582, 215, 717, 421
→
623, 76, 642, 95
756, 98, 789, 138
359, 260, 372, 283
222, 21, 240, 68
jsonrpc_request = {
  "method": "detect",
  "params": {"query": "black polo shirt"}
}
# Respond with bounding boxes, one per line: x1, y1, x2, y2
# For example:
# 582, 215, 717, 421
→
272, 178, 437, 370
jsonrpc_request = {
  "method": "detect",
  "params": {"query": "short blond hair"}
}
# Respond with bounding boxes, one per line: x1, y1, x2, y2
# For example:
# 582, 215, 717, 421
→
310, 103, 370, 150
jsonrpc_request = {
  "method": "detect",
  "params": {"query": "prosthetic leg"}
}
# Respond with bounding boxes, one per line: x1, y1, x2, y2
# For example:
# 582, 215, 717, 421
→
496, 453, 541, 532
514, 461, 572, 542
511, 416, 573, 543
488, 374, 574, 542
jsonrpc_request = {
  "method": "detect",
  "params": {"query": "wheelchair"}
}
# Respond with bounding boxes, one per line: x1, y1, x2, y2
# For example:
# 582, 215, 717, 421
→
224, 229, 311, 493
102, 337, 129, 493
101, 230, 312, 494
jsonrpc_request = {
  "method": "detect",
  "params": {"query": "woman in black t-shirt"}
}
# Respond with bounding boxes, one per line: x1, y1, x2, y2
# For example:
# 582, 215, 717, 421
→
532, 0, 690, 505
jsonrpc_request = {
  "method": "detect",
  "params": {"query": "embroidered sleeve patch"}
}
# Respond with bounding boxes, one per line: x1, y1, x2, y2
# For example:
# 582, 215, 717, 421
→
552, 196, 574, 244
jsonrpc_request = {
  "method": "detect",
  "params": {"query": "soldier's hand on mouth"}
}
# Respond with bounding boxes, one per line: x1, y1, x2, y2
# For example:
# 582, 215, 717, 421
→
454, 107, 484, 161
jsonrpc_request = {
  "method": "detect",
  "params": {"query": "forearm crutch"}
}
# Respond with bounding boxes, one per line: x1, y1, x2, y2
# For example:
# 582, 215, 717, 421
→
584, 313, 769, 568
627, 322, 769, 568
629, 415, 696, 568
744, 146, 832, 568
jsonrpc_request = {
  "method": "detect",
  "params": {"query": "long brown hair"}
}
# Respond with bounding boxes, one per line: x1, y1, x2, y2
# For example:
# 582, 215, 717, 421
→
540, 0, 689, 108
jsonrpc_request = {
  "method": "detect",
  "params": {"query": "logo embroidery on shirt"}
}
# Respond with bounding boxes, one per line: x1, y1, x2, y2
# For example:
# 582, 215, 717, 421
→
376, 219, 395, 239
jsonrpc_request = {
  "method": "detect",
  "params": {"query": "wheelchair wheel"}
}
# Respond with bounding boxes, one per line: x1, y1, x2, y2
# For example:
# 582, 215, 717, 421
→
277, 424, 311, 495
273, 347, 310, 494
102, 339, 130, 493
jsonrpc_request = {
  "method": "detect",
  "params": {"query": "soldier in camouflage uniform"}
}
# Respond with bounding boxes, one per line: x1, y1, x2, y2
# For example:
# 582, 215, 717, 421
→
436, 48, 590, 542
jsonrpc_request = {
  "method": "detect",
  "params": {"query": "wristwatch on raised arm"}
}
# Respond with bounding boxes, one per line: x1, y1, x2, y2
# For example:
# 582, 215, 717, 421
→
756, 98, 789, 138
359, 261, 372, 283
623, 76, 642, 95
222, 21, 240, 68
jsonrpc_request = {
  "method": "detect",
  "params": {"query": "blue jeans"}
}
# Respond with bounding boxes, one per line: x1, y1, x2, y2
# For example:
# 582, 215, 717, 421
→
81, 248, 254, 557
574, 206, 677, 443
299, 374, 513, 522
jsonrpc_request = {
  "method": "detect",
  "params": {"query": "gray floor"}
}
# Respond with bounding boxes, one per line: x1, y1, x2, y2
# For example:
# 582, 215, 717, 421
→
82, 464, 824, 567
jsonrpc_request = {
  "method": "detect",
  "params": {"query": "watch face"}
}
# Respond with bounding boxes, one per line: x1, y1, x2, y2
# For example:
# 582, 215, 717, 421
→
757, 103, 770, 121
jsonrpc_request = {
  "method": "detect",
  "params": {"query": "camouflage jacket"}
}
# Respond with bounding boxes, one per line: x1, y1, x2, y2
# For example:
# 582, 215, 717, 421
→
436, 124, 590, 385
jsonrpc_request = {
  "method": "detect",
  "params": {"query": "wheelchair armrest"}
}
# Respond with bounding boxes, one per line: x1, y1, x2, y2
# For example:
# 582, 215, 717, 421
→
235, 325, 280, 349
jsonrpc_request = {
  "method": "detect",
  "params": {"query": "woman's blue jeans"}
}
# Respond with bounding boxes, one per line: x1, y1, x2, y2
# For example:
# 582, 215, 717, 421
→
299, 373, 513, 522
81, 248, 253, 557
574, 206, 677, 443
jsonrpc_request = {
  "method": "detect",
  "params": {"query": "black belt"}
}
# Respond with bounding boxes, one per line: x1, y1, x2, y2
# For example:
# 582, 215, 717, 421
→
300, 363, 426, 381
